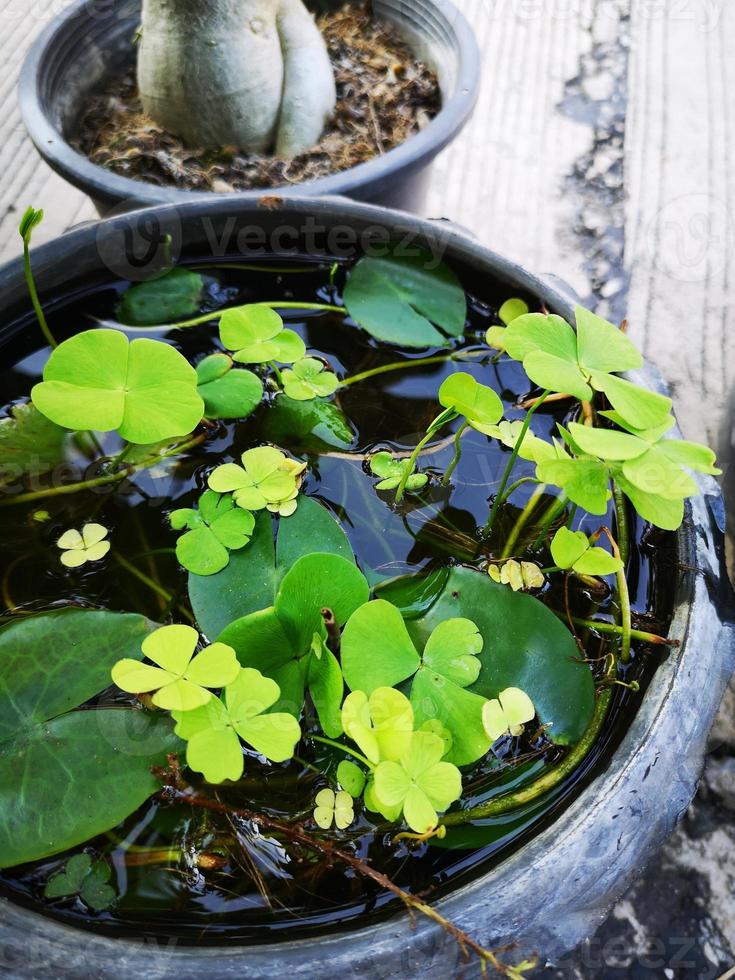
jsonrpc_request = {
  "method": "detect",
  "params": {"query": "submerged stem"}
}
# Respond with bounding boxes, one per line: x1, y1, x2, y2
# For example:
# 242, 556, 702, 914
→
530, 492, 569, 550
341, 350, 486, 388
599, 526, 631, 663
484, 390, 551, 537
500, 483, 546, 559
162, 301, 346, 330
571, 617, 675, 646
441, 421, 469, 485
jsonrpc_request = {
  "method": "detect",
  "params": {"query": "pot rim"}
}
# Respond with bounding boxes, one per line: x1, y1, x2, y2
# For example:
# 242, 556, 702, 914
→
0, 196, 732, 976
18, 0, 481, 208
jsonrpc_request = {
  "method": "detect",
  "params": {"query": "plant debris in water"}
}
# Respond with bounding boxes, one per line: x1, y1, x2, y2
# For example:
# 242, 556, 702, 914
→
73, 4, 441, 192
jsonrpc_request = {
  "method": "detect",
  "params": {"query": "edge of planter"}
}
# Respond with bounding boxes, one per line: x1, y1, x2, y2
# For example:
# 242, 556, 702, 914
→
0, 198, 732, 977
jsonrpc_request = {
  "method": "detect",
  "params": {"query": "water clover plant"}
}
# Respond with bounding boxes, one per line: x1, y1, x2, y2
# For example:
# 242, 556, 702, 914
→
341, 604, 490, 765
170, 491, 255, 576
172, 668, 302, 782
482, 688, 536, 742
369, 451, 428, 493
488, 306, 672, 429
282, 357, 340, 401
208, 446, 306, 516
111, 624, 240, 710
195, 353, 263, 420
550, 526, 623, 577
44, 854, 116, 912
57, 523, 110, 568
219, 305, 305, 364
31, 329, 204, 444
313, 788, 354, 830
372, 730, 462, 834
341, 687, 415, 765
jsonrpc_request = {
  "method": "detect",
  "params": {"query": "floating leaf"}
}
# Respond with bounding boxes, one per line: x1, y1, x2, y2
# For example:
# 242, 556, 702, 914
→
118, 268, 204, 326
44, 854, 116, 911
171, 491, 255, 576
188, 496, 354, 640
488, 560, 544, 591
196, 354, 263, 420
0, 403, 66, 486
208, 446, 305, 514
263, 394, 355, 452
219, 305, 305, 364
369, 451, 428, 493
482, 688, 536, 741
112, 624, 240, 711
343, 250, 467, 348
173, 668, 301, 782
337, 759, 367, 798
282, 358, 340, 401
372, 731, 462, 833
57, 523, 111, 568
407, 567, 595, 745
32, 329, 204, 444
498, 298, 529, 325
313, 788, 354, 830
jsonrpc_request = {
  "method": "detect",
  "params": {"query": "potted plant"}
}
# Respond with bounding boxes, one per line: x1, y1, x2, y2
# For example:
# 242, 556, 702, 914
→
19, 0, 480, 215
0, 198, 731, 978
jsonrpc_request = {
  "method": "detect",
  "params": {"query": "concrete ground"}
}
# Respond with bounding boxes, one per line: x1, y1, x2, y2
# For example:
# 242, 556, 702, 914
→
0, 0, 733, 974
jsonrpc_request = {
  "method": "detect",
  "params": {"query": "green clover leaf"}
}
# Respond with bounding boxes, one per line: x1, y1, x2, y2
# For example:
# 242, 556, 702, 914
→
438, 373, 503, 431
171, 490, 256, 576
31, 329, 204, 444
372, 730, 462, 833
536, 454, 612, 515
480, 419, 558, 464
497, 307, 672, 429
282, 358, 340, 401
44, 853, 116, 911
0, 403, 67, 485
111, 624, 240, 711
57, 523, 111, 569
208, 446, 306, 513
219, 305, 306, 364
219, 553, 370, 738
550, 526, 623, 577
313, 788, 354, 830
341, 687, 415, 765
498, 297, 530, 325
369, 451, 428, 492
341, 602, 489, 765
336, 759, 367, 798
195, 353, 263, 420
482, 687, 536, 742
118, 268, 204, 326
173, 668, 302, 782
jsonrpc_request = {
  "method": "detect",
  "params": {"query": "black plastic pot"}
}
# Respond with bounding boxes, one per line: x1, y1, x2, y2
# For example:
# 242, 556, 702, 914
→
0, 198, 733, 977
19, 0, 480, 216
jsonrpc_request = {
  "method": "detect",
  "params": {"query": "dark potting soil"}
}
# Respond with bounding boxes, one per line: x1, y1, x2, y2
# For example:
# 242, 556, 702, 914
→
0, 257, 677, 943
72, 5, 441, 193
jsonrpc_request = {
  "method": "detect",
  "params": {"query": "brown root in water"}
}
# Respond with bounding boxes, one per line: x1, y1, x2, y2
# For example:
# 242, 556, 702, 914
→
73, 4, 440, 192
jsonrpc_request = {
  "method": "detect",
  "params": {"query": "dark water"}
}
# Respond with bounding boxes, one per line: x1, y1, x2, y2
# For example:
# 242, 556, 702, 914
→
0, 258, 678, 942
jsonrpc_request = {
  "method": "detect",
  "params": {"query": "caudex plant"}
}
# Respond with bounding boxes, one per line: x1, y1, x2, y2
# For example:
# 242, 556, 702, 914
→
0, 207, 720, 977
137, 0, 337, 156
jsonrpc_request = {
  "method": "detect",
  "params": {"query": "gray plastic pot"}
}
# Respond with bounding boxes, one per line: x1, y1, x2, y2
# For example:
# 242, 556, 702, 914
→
18, 0, 480, 216
0, 198, 733, 977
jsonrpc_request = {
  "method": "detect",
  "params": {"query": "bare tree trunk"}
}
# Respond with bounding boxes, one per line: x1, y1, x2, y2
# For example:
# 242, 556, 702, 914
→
138, 0, 336, 156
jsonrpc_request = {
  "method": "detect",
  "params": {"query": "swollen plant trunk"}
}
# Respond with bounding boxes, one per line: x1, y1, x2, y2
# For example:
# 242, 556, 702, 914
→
137, 0, 336, 156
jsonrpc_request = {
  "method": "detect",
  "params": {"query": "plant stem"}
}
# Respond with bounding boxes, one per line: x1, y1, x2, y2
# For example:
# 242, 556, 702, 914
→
111, 442, 133, 471
530, 493, 569, 550
165, 301, 346, 330
484, 390, 551, 537
500, 483, 547, 559
0, 433, 206, 508
23, 240, 57, 349
342, 351, 486, 388
441, 421, 469, 485
394, 431, 435, 504
612, 482, 629, 565
599, 526, 631, 663
269, 361, 284, 387
570, 617, 675, 646
311, 735, 374, 770
441, 686, 612, 825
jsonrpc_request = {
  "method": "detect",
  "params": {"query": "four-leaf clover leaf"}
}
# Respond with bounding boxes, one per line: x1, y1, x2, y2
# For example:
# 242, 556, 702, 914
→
219, 306, 305, 364
282, 358, 340, 401
44, 853, 116, 912
111, 624, 240, 711
172, 668, 302, 782
32, 329, 204, 444
550, 526, 622, 577
372, 730, 462, 834
170, 490, 255, 576
313, 788, 354, 830
208, 446, 306, 513
369, 451, 428, 493
57, 523, 110, 568
489, 307, 672, 430
481, 687, 536, 742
